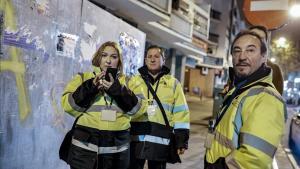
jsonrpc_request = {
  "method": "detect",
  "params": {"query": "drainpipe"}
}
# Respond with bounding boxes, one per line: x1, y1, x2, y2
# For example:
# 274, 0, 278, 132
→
226, 0, 235, 61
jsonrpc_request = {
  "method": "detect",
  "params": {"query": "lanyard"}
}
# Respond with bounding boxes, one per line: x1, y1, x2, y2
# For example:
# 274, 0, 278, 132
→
103, 94, 113, 108
147, 79, 160, 104
210, 80, 247, 132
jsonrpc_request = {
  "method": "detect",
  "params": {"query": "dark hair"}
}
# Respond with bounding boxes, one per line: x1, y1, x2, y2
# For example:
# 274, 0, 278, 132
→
230, 30, 267, 55
146, 45, 165, 59
249, 25, 268, 41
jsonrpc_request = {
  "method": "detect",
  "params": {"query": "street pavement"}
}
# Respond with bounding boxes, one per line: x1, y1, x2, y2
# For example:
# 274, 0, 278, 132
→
165, 95, 295, 169
167, 95, 211, 169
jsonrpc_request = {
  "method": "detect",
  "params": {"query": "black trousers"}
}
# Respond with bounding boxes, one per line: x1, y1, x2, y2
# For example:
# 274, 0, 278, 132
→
70, 148, 129, 169
69, 127, 130, 169
129, 143, 166, 169
129, 158, 166, 169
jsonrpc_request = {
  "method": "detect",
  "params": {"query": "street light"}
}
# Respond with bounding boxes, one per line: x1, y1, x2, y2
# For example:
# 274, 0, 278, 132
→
275, 37, 287, 48
290, 4, 300, 17
270, 57, 276, 63
290, 3, 300, 17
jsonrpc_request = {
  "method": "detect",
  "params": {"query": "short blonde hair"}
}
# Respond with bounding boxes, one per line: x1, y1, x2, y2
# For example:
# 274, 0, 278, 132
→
92, 41, 123, 74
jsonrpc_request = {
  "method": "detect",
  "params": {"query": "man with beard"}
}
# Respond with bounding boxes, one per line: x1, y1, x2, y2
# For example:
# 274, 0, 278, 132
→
204, 31, 286, 169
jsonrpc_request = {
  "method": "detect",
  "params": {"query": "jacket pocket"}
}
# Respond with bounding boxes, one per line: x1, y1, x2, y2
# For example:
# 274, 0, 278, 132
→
68, 144, 97, 169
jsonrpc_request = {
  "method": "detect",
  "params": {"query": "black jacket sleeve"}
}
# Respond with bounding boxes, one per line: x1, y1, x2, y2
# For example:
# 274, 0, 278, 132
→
106, 79, 138, 113
72, 78, 100, 109
174, 129, 189, 149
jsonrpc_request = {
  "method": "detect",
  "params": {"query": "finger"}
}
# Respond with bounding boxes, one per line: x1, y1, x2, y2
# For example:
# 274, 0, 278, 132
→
103, 78, 113, 85
177, 148, 185, 155
97, 79, 103, 88
99, 71, 105, 79
103, 81, 113, 90
104, 84, 111, 90
96, 75, 103, 81
93, 78, 98, 86
94, 73, 103, 82
102, 79, 108, 86
96, 80, 103, 89
95, 71, 104, 80
95, 77, 103, 86
102, 81, 109, 88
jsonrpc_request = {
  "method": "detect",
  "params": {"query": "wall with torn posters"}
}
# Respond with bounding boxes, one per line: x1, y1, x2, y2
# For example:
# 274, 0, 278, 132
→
0, 0, 146, 168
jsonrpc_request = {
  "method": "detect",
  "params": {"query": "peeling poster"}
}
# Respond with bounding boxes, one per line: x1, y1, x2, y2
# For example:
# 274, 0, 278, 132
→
56, 33, 78, 58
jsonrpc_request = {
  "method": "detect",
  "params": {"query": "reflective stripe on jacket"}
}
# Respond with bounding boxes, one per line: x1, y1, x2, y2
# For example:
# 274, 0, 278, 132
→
61, 72, 134, 131
205, 71, 286, 169
128, 66, 190, 160
129, 74, 190, 130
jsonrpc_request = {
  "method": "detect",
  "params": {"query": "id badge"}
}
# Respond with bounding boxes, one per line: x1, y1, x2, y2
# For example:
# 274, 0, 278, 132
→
101, 109, 117, 121
147, 105, 157, 116
204, 132, 215, 149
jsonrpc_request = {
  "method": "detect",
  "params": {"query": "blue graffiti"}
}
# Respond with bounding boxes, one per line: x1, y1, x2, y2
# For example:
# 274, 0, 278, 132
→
3, 28, 50, 63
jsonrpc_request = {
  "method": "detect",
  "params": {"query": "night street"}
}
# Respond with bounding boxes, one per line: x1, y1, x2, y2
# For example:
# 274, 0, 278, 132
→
2, 1, 300, 169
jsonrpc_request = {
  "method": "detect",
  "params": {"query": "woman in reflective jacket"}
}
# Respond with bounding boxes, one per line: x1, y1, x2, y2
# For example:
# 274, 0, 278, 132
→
61, 41, 143, 169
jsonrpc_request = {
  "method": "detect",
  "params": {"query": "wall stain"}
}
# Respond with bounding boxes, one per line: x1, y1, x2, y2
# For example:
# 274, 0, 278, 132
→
0, 11, 3, 55
50, 82, 68, 132
30, 0, 50, 16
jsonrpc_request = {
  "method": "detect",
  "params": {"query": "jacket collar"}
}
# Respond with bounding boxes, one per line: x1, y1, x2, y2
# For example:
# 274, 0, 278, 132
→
229, 63, 271, 89
138, 65, 170, 84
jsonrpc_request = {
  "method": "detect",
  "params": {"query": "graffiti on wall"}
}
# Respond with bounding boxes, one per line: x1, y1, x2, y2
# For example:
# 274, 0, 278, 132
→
0, 0, 146, 168
0, 0, 31, 121
4, 26, 50, 62
119, 32, 141, 76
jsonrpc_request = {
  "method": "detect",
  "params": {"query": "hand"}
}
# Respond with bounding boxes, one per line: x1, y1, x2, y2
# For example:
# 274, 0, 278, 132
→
177, 148, 186, 155
102, 73, 114, 90
93, 71, 105, 90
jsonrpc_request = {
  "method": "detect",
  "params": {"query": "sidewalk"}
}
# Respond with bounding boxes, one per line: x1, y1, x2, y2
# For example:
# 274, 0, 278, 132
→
167, 95, 212, 169
166, 94, 295, 169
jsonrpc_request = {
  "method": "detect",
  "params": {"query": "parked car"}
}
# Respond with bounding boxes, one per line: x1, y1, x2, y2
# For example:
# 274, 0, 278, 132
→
285, 88, 300, 105
289, 113, 300, 155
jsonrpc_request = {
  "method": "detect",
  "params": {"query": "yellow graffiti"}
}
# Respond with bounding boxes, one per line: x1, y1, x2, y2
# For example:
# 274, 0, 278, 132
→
0, 0, 31, 121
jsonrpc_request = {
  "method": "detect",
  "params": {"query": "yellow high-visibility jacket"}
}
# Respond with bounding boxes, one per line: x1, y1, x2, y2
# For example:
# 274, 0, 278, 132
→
61, 68, 145, 156
128, 66, 190, 161
62, 72, 141, 131
205, 67, 286, 169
